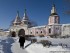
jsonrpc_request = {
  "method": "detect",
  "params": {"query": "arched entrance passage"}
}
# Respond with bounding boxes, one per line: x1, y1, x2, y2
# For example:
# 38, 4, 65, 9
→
11, 31, 16, 37
18, 29, 25, 37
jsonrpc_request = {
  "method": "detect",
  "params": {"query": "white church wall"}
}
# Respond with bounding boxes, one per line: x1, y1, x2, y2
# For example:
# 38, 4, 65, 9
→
28, 26, 46, 36
47, 24, 61, 37
62, 24, 70, 36
53, 25, 61, 35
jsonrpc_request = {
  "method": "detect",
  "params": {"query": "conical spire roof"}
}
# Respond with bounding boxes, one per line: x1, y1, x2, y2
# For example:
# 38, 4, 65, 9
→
13, 11, 21, 23
22, 9, 29, 21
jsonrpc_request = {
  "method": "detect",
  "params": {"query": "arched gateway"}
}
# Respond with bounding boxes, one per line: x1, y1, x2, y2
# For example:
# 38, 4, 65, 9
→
11, 31, 16, 37
18, 29, 25, 37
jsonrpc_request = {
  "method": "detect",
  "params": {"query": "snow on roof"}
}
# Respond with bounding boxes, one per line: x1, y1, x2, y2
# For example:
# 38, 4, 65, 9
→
31, 25, 46, 28
48, 24, 62, 26
4, 29, 9, 31
62, 23, 70, 26
4, 31, 10, 32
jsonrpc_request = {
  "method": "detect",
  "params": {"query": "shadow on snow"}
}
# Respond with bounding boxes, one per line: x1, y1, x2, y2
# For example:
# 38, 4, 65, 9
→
1, 37, 14, 53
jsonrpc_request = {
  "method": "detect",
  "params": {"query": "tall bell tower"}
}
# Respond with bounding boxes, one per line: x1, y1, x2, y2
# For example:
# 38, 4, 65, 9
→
48, 4, 60, 25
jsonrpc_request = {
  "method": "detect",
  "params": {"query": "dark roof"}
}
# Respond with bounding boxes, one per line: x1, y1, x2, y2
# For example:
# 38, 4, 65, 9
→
50, 13, 58, 16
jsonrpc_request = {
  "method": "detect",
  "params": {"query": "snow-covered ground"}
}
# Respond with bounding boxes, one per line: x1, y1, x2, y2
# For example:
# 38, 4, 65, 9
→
31, 37, 70, 46
0, 36, 70, 53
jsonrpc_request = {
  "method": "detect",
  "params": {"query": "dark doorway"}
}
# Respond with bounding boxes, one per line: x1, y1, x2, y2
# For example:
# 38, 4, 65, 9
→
11, 31, 16, 37
18, 29, 25, 37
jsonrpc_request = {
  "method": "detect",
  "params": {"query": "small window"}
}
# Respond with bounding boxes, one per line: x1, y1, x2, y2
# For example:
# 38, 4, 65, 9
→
41, 31, 42, 33
30, 32, 32, 34
36, 32, 38, 34
28, 22, 31, 24
56, 28, 59, 31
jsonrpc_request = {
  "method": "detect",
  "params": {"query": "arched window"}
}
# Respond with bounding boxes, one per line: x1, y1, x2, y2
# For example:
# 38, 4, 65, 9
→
49, 28, 51, 33
41, 31, 42, 33
30, 32, 32, 34
36, 32, 38, 34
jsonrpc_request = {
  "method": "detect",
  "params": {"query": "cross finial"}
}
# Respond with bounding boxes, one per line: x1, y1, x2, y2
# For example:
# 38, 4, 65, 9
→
51, 4, 56, 14
17, 10, 19, 17
53, 4, 55, 7
24, 9, 26, 13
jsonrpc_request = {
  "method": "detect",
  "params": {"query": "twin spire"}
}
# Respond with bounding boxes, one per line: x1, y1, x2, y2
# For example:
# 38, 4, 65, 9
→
13, 4, 57, 26
13, 11, 21, 24
22, 9, 29, 21
13, 9, 29, 25
17, 11, 19, 17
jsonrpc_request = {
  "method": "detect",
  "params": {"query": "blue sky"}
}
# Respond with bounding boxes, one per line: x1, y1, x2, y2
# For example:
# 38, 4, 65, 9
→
0, 0, 70, 29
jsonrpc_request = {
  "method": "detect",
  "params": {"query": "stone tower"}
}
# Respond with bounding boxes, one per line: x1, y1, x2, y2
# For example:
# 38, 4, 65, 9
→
48, 4, 60, 25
